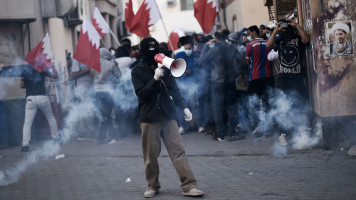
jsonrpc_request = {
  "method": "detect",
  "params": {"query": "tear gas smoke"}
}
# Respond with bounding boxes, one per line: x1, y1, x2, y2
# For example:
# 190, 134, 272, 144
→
0, 141, 60, 186
177, 81, 199, 102
110, 69, 138, 112
244, 88, 323, 156
0, 64, 139, 186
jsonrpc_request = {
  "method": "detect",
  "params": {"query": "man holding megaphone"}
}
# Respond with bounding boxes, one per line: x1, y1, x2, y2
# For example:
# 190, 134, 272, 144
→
131, 37, 204, 198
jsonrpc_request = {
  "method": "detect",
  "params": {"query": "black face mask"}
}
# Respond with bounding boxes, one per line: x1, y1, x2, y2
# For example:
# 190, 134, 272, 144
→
143, 47, 159, 66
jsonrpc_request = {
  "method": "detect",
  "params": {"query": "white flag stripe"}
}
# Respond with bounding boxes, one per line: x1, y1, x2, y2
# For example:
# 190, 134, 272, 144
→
173, 28, 185, 37
145, 0, 161, 26
207, 0, 219, 12
82, 16, 101, 49
93, 7, 111, 35
42, 33, 54, 63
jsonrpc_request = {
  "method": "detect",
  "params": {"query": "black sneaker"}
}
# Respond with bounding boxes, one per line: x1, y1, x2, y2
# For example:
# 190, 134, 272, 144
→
21, 146, 29, 152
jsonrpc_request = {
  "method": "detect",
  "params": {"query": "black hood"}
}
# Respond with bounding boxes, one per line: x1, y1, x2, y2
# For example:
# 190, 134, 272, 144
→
140, 37, 159, 66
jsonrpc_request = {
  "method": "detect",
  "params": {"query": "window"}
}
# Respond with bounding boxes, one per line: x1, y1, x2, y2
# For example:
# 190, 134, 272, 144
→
167, 0, 176, 7
180, 0, 194, 11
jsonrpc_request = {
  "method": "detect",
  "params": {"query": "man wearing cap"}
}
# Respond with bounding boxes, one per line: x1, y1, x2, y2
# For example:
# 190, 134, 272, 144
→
131, 37, 204, 198
331, 22, 353, 56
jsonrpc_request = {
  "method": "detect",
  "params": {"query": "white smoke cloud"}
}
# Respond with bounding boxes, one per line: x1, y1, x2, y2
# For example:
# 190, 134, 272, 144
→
245, 88, 323, 155
0, 141, 60, 186
0, 65, 140, 186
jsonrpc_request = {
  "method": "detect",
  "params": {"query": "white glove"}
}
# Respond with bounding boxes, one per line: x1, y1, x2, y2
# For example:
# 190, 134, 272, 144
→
184, 108, 193, 121
154, 67, 164, 80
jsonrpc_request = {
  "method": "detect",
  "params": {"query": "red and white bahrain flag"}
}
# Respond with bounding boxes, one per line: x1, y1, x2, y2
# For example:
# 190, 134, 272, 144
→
25, 33, 55, 72
92, 7, 111, 36
168, 28, 185, 51
73, 16, 101, 72
128, 0, 161, 38
125, 0, 135, 30
194, 0, 219, 34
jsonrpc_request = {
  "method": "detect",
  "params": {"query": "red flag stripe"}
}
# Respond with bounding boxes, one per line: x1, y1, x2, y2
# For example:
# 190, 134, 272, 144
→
194, 0, 218, 34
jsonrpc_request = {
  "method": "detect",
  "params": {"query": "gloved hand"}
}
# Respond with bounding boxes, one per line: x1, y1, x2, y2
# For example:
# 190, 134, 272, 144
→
154, 66, 164, 80
184, 108, 193, 121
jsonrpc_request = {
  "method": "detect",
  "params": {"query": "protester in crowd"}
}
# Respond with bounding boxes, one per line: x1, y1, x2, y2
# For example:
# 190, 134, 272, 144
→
225, 32, 248, 141
260, 24, 268, 40
115, 38, 131, 59
200, 30, 230, 141
131, 37, 203, 198
114, 44, 137, 137
158, 42, 173, 57
175, 38, 201, 134
265, 24, 280, 86
197, 34, 215, 135
115, 43, 136, 74
20, 65, 60, 152
234, 31, 250, 136
239, 28, 248, 47
91, 48, 121, 144
246, 25, 273, 136
72, 58, 96, 138
267, 18, 310, 145
330, 22, 353, 56
130, 45, 141, 69
194, 33, 206, 57
173, 36, 188, 56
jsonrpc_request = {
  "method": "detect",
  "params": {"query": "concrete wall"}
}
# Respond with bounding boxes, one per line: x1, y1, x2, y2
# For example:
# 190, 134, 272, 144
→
225, 0, 270, 32
0, 0, 37, 20
306, 0, 356, 117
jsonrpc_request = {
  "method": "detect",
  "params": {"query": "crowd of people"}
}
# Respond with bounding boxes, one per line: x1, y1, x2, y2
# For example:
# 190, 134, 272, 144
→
18, 17, 312, 198
135, 18, 310, 145
19, 17, 311, 151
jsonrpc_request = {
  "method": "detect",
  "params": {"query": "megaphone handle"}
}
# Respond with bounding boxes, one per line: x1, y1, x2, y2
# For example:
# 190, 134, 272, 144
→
157, 63, 164, 69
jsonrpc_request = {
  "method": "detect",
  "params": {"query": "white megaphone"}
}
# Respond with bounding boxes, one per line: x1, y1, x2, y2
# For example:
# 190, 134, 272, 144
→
154, 53, 187, 78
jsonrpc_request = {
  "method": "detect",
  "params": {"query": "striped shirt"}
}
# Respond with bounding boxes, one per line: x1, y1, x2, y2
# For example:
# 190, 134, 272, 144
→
246, 38, 272, 81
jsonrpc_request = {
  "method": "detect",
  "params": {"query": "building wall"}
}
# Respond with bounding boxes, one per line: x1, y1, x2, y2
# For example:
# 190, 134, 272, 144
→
305, 0, 356, 117
225, 0, 270, 32
0, 0, 120, 110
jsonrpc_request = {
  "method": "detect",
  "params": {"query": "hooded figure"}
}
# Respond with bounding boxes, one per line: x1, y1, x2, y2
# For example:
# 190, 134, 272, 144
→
91, 48, 121, 91
140, 37, 159, 67
131, 37, 204, 198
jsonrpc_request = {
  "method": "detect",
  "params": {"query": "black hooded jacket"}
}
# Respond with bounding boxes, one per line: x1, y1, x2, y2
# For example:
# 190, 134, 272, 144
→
131, 61, 187, 122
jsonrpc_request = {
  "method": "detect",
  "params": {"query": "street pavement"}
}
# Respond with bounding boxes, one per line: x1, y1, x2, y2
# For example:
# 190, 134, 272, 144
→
0, 131, 355, 200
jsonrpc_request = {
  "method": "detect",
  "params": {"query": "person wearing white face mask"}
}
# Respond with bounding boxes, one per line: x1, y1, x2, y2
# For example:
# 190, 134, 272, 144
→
175, 41, 201, 135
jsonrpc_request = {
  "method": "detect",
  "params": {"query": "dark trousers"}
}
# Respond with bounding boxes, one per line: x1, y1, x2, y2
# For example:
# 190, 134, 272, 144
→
95, 92, 116, 142
211, 82, 239, 138
248, 78, 274, 130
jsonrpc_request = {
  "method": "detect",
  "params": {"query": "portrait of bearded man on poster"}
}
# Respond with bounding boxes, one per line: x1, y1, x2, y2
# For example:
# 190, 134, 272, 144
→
328, 21, 353, 56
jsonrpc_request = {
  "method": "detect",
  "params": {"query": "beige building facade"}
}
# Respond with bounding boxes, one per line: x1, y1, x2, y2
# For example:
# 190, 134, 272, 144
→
223, 0, 270, 32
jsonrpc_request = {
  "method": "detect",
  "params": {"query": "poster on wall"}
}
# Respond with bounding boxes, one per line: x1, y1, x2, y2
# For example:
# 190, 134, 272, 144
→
326, 20, 353, 57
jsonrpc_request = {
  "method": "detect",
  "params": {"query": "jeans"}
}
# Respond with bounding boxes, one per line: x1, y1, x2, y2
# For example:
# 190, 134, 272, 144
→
22, 96, 59, 146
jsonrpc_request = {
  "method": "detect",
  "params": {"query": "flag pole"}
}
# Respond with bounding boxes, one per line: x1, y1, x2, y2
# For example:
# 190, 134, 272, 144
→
100, 38, 108, 48
160, 19, 175, 56
110, 30, 121, 46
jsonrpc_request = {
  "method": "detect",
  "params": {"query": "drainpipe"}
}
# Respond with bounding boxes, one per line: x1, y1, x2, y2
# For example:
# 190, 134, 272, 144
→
222, 0, 227, 29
